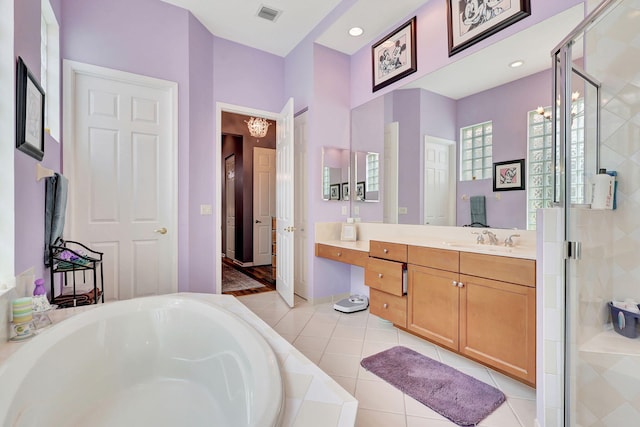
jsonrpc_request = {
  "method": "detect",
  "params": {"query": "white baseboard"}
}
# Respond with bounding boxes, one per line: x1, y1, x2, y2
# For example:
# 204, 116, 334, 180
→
308, 292, 351, 306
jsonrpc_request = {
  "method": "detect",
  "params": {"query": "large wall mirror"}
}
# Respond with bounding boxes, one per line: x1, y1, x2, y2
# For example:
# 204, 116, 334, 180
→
350, 5, 585, 229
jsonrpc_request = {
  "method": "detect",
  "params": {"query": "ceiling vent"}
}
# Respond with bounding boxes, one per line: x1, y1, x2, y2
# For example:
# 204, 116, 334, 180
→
257, 5, 282, 22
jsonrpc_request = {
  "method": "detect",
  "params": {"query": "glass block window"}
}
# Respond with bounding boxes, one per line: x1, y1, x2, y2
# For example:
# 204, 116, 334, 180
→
527, 98, 585, 230
322, 166, 330, 198
460, 121, 493, 181
366, 152, 379, 192
527, 109, 554, 230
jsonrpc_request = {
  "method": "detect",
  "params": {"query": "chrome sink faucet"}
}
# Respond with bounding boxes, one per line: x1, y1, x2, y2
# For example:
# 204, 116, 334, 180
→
504, 234, 520, 247
482, 230, 499, 245
471, 231, 485, 244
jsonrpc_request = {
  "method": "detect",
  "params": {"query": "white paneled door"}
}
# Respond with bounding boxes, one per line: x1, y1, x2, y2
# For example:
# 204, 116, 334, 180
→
253, 147, 275, 266
424, 136, 454, 226
276, 98, 295, 307
64, 61, 178, 300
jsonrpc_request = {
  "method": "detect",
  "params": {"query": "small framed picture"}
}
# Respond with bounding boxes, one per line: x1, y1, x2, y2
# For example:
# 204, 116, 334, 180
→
342, 182, 350, 201
371, 17, 417, 92
356, 182, 365, 201
330, 184, 341, 200
340, 223, 357, 242
493, 159, 525, 191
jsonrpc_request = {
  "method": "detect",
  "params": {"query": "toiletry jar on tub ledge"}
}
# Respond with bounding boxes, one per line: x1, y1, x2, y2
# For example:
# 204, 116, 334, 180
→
609, 302, 640, 338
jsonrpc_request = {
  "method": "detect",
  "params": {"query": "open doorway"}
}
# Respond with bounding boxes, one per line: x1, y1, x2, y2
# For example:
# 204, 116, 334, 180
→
220, 111, 276, 294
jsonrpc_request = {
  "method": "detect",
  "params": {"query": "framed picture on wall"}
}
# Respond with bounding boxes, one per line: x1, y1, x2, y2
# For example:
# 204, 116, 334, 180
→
356, 182, 365, 201
342, 182, 350, 201
446, 0, 531, 56
493, 159, 525, 191
330, 184, 341, 200
372, 17, 417, 92
16, 57, 45, 161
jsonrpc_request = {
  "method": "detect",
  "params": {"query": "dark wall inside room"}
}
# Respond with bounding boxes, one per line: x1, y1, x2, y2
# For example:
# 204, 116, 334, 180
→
221, 112, 275, 264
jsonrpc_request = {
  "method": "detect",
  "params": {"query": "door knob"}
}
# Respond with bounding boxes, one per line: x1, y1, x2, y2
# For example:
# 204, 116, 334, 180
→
457, 282, 464, 288
255, 220, 262, 224
154, 227, 167, 235
452, 281, 458, 287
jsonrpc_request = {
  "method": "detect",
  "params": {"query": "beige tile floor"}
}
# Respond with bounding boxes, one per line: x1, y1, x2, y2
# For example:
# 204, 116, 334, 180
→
238, 292, 537, 427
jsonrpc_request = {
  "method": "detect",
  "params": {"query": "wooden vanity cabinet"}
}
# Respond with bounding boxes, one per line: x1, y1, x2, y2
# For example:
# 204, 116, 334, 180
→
407, 246, 536, 386
366, 241, 407, 327
459, 253, 536, 385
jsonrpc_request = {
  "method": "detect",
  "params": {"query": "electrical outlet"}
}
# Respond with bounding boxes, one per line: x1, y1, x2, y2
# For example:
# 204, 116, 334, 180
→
398, 207, 408, 214
341, 205, 347, 215
353, 206, 359, 215
200, 204, 213, 215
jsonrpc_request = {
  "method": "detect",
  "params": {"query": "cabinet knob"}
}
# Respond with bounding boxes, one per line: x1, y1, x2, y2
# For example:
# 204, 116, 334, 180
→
378, 273, 383, 279
383, 303, 388, 309
458, 282, 464, 288
383, 248, 389, 253
452, 280, 458, 287
337, 252, 341, 257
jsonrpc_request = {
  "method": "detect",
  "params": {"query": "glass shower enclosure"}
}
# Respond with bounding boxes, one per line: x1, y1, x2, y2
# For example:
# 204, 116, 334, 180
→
553, 0, 640, 425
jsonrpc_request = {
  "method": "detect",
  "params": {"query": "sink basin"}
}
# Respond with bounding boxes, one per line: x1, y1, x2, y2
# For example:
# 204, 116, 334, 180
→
441, 241, 515, 254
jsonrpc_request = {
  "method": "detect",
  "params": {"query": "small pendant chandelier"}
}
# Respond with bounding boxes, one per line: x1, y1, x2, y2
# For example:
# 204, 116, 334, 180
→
245, 117, 271, 140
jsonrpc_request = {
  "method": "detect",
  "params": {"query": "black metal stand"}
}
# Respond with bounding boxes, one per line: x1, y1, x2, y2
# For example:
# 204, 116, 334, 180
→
49, 239, 104, 308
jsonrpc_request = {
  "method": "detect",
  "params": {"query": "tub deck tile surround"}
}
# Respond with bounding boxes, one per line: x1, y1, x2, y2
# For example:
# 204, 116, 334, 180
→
0, 294, 358, 427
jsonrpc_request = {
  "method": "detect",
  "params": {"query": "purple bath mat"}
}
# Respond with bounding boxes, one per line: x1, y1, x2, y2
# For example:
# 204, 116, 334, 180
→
361, 346, 505, 426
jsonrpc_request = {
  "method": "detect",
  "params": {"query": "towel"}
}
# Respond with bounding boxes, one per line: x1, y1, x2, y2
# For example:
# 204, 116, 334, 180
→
44, 173, 68, 266
470, 195, 487, 227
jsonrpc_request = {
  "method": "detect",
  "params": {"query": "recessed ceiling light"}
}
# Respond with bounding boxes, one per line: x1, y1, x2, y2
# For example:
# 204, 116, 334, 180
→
349, 27, 364, 37
509, 60, 525, 68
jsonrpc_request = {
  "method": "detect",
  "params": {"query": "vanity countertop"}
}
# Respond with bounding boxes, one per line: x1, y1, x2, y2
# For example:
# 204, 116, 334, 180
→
316, 222, 536, 260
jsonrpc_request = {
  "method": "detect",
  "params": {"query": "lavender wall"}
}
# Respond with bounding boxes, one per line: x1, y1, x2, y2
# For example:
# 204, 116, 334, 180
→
213, 37, 285, 112
14, 0, 63, 292
456, 69, 551, 229
309, 44, 352, 299
186, 13, 215, 293
350, 0, 585, 109
59, 0, 287, 294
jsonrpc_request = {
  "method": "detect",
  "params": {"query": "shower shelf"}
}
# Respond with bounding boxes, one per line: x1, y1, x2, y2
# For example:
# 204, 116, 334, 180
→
579, 329, 640, 356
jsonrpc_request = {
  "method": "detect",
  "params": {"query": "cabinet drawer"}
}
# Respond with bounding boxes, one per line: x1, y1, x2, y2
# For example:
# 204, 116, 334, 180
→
408, 245, 459, 271
459, 252, 535, 287
369, 241, 407, 262
370, 288, 407, 328
315, 244, 368, 267
365, 257, 405, 296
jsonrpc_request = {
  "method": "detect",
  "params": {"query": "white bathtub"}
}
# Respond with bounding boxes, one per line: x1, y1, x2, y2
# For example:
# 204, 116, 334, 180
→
0, 295, 283, 427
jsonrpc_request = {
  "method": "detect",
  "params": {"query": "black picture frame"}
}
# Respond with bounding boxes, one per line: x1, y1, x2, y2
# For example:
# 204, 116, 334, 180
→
330, 184, 341, 200
447, 0, 531, 56
16, 57, 45, 161
356, 181, 365, 201
493, 159, 525, 191
341, 182, 350, 201
372, 17, 417, 92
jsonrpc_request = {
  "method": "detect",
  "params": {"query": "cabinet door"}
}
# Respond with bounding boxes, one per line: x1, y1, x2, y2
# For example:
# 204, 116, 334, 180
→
459, 274, 536, 386
369, 288, 407, 328
408, 265, 459, 351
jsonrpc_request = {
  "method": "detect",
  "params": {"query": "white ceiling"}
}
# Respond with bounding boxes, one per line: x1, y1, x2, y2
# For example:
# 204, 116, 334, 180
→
160, 0, 585, 99
160, 0, 430, 57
